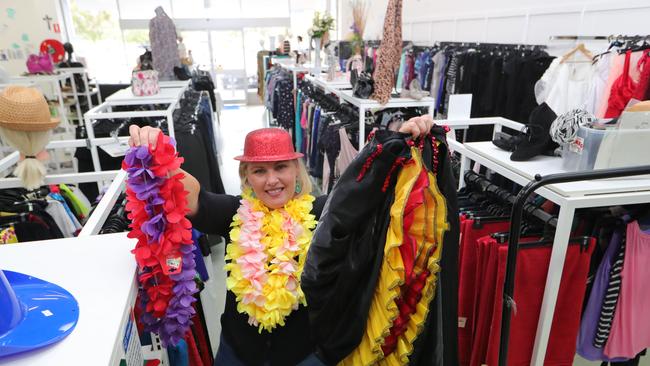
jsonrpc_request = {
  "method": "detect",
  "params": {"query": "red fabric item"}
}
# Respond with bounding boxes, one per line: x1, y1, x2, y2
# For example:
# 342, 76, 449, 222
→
484, 239, 595, 366
185, 329, 203, 366
469, 237, 501, 366
145, 360, 161, 366
458, 216, 468, 264
191, 302, 213, 366
605, 51, 638, 118
457, 220, 510, 366
633, 52, 650, 101
469, 236, 541, 366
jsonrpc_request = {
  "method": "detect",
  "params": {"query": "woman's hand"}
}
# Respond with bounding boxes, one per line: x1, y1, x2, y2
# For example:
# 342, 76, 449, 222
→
128, 125, 162, 148
397, 115, 435, 139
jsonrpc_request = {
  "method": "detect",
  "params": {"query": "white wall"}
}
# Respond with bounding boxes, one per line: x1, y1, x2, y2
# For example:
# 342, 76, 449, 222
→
0, 0, 66, 76
341, 0, 650, 55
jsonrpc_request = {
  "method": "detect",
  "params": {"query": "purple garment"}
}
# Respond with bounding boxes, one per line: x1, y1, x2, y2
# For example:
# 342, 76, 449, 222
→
402, 54, 415, 90
192, 231, 209, 282
576, 229, 629, 362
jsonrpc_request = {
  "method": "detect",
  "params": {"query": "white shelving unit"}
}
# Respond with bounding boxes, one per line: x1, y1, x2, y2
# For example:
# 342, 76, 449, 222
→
105, 86, 187, 106
56, 67, 103, 115
442, 116, 650, 366
304, 74, 352, 95
0, 233, 138, 366
338, 90, 435, 148
159, 79, 191, 89
10, 72, 83, 133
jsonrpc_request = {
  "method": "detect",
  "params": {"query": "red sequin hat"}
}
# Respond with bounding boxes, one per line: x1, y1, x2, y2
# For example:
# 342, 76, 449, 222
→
234, 128, 304, 162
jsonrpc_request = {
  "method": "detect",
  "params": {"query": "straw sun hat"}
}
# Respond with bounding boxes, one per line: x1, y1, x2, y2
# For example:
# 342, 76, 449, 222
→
0, 86, 60, 132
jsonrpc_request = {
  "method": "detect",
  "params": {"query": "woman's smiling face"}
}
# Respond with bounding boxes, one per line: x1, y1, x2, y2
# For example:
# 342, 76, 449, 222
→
245, 160, 298, 209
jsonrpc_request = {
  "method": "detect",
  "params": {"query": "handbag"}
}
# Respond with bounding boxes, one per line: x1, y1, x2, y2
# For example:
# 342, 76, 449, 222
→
352, 70, 374, 99
131, 69, 160, 96
26, 53, 54, 74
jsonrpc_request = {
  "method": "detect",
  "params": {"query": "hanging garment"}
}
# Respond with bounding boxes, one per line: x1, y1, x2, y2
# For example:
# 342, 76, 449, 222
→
633, 52, 650, 101
576, 228, 629, 362
295, 90, 303, 152
149, 6, 180, 80
483, 238, 595, 366
605, 51, 638, 118
396, 51, 407, 90
430, 52, 446, 107
457, 219, 510, 366
341, 146, 448, 366
45, 199, 78, 237
334, 128, 358, 178
604, 221, 650, 359
302, 127, 460, 366
593, 237, 627, 348
402, 53, 416, 91
370, 0, 403, 104
584, 53, 612, 115
60, 184, 90, 220
536, 58, 593, 115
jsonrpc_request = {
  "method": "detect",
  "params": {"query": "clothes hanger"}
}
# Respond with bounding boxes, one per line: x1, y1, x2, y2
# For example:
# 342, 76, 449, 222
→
560, 43, 593, 64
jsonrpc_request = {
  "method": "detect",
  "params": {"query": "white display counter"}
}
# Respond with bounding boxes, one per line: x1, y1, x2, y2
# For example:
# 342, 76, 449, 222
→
0, 233, 137, 365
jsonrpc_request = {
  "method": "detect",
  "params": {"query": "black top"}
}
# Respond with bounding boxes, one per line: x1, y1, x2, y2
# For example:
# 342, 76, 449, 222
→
190, 189, 328, 366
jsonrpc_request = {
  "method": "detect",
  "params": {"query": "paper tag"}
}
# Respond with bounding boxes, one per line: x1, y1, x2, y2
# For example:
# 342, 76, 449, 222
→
569, 136, 584, 155
163, 256, 182, 275
100, 141, 130, 158
458, 317, 467, 328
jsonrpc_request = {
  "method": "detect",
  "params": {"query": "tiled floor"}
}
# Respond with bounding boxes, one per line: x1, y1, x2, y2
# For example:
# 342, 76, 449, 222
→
202, 105, 650, 365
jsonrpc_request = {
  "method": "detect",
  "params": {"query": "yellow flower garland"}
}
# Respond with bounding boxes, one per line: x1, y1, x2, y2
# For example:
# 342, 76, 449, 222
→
225, 189, 317, 333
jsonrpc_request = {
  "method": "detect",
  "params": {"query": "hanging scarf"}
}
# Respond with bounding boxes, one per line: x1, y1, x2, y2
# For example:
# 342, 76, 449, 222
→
225, 189, 317, 333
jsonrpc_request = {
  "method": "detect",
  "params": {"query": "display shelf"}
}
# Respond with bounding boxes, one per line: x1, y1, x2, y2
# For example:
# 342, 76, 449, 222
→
338, 90, 435, 149
304, 74, 351, 97
105, 86, 187, 104
63, 87, 99, 98
55, 67, 104, 111
159, 79, 191, 89
464, 141, 650, 197
0, 233, 138, 366
10, 71, 82, 133
443, 117, 650, 366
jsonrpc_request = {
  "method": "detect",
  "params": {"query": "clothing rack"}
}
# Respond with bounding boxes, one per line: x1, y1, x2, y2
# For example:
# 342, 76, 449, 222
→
549, 35, 609, 41
549, 34, 650, 41
442, 116, 650, 365
438, 41, 547, 49
79, 169, 127, 236
464, 170, 558, 227
498, 164, 650, 366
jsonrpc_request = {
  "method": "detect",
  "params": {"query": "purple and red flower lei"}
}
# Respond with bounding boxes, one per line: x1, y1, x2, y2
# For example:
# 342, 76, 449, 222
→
123, 133, 198, 347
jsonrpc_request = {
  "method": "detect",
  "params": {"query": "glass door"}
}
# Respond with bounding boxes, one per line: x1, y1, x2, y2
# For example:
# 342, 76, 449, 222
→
211, 30, 247, 103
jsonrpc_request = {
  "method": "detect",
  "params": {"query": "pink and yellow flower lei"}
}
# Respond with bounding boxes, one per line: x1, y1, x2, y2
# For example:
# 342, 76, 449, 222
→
225, 189, 317, 333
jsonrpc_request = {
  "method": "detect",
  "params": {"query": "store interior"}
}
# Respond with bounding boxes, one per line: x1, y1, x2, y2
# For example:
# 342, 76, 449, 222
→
0, 0, 650, 365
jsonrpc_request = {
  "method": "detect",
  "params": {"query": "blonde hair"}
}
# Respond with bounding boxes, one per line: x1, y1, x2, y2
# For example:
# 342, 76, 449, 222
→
239, 159, 312, 197
0, 127, 51, 190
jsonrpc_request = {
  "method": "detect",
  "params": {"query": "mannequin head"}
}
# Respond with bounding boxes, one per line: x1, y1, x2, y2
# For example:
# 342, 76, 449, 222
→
0, 87, 59, 189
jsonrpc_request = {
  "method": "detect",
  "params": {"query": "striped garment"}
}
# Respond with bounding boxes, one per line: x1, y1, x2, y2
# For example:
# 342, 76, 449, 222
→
593, 237, 626, 348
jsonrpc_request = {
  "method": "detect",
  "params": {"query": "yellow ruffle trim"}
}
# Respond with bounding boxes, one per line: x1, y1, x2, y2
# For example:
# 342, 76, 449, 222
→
340, 147, 449, 366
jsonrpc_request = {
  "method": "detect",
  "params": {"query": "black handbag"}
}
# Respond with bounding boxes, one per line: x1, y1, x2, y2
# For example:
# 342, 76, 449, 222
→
352, 70, 374, 99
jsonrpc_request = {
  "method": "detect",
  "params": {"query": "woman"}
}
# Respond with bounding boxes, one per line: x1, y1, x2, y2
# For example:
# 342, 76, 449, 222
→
128, 117, 433, 366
